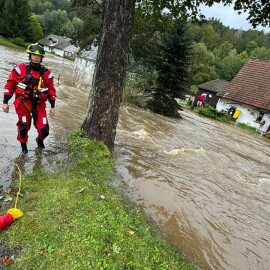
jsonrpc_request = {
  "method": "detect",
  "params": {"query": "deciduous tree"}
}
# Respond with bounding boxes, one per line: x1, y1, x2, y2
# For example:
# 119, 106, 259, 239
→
251, 47, 270, 60
41, 9, 69, 35
217, 54, 248, 80
27, 14, 44, 42
189, 42, 217, 85
71, 0, 102, 49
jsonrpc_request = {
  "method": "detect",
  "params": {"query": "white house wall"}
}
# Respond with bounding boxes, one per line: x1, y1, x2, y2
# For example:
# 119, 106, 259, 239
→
43, 45, 69, 57
64, 45, 79, 57
52, 48, 64, 57
216, 98, 270, 133
73, 57, 96, 88
44, 45, 51, 53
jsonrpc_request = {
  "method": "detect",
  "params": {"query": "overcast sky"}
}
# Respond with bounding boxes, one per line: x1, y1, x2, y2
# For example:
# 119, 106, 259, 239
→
200, 3, 270, 33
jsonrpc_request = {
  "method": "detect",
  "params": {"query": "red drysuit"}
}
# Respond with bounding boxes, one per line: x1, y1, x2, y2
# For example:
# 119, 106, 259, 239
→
4, 62, 56, 143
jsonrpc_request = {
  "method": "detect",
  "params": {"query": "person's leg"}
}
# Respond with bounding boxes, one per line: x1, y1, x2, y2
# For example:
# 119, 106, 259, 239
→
13, 98, 32, 153
34, 101, 49, 148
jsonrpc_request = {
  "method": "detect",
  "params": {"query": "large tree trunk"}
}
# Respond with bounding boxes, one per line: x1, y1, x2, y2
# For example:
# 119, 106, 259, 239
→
82, 0, 136, 152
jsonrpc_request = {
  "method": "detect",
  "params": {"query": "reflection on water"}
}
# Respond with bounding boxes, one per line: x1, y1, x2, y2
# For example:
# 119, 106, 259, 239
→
1, 45, 270, 270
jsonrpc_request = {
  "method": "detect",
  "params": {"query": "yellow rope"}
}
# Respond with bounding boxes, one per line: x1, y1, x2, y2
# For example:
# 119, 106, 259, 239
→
6, 163, 24, 219
13, 163, 22, 209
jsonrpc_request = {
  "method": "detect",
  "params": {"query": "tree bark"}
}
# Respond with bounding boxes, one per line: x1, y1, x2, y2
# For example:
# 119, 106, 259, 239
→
82, 0, 136, 152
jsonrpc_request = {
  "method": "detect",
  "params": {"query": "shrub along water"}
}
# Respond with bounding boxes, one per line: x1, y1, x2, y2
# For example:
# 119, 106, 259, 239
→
0, 130, 194, 269
197, 106, 229, 122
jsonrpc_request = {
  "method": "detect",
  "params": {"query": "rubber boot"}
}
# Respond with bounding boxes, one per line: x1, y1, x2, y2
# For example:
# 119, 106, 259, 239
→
36, 137, 45, 149
21, 143, 28, 155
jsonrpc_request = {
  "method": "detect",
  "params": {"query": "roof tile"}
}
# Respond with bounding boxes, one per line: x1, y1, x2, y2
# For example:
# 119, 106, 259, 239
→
198, 79, 229, 93
218, 59, 270, 111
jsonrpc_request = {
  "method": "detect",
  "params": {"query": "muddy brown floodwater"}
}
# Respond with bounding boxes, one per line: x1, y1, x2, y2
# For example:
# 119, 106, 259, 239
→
1, 45, 270, 270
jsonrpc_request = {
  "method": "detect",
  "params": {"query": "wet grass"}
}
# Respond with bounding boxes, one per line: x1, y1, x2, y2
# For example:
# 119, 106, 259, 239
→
236, 122, 258, 133
0, 130, 194, 270
0, 36, 20, 48
0, 36, 12, 46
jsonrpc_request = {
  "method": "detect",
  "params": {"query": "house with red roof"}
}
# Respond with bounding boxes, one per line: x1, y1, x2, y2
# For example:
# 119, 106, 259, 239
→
216, 59, 270, 134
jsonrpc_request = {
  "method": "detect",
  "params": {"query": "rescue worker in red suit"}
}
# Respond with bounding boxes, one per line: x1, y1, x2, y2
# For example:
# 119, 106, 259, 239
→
2, 43, 56, 155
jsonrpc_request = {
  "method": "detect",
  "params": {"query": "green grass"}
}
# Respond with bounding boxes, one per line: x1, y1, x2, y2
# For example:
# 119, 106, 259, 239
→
0, 36, 13, 46
0, 35, 26, 49
0, 130, 194, 270
236, 122, 258, 134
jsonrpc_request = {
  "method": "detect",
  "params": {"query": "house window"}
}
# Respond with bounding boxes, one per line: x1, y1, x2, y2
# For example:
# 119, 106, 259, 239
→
255, 112, 264, 123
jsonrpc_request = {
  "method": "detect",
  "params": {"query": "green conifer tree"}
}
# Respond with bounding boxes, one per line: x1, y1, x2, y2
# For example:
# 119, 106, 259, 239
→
147, 20, 191, 118
0, 0, 32, 39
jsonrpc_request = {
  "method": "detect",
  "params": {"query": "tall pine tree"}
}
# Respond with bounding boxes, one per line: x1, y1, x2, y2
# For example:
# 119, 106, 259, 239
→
147, 20, 191, 118
0, 0, 32, 39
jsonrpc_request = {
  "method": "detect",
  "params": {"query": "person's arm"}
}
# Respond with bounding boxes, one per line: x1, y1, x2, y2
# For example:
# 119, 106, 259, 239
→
47, 70, 56, 117
2, 66, 21, 113
2, 103, 9, 113
3, 91, 12, 112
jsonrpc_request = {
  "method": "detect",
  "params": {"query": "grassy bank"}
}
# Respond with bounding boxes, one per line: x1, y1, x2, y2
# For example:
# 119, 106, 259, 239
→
0, 36, 12, 46
0, 130, 194, 269
0, 36, 22, 48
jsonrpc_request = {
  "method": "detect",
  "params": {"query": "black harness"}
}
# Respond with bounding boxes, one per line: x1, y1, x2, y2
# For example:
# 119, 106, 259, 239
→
19, 64, 47, 124
23, 64, 45, 100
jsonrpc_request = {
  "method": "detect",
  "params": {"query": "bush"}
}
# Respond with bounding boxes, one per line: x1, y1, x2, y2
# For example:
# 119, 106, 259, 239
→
122, 70, 157, 108
236, 122, 257, 132
198, 106, 228, 122
147, 91, 182, 118
122, 81, 148, 108
12, 37, 25, 47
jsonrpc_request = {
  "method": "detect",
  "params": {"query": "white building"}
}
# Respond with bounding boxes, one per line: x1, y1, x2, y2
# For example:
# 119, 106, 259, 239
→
216, 59, 270, 134
38, 34, 79, 58
73, 45, 98, 88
